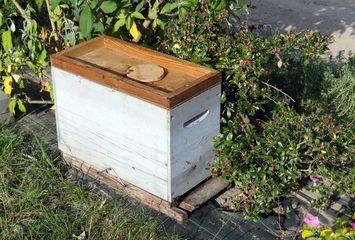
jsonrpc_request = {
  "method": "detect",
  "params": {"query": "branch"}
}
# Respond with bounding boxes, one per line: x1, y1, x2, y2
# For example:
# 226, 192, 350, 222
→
44, 0, 60, 43
26, 100, 54, 105
10, 0, 29, 18
261, 81, 295, 103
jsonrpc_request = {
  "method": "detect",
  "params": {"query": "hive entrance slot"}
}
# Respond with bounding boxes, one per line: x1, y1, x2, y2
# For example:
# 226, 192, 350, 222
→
183, 110, 210, 128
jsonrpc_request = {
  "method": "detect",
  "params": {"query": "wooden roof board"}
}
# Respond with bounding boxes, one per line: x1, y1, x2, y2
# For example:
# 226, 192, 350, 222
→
51, 36, 221, 109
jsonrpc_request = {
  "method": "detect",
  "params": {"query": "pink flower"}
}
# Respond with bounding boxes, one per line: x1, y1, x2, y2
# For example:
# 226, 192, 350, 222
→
208, 46, 216, 51
303, 214, 321, 227
241, 59, 251, 69
351, 222, 355, 230
310, 177, 321, 183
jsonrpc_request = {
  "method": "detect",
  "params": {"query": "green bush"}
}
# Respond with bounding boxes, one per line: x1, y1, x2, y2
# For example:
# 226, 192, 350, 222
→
162, 4, 354, 219
212, 105, 354, 218
297, 54, 355, 123
161, 4, 331, 118
326, 55, 355, 122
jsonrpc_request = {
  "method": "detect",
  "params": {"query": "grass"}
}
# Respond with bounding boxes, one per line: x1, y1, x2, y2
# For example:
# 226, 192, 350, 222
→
0, 125, 180, 240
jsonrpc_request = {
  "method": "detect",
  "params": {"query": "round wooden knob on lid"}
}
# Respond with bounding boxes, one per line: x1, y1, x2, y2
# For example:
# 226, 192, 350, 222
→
126, 64, 166, 82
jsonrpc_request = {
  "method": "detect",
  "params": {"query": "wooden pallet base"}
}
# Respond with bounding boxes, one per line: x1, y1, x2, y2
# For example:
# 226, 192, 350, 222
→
62, 153, 229, 223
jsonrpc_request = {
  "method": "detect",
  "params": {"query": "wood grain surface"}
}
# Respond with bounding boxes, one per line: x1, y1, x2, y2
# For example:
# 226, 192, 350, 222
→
62, 153, 188, 223
126, 64, 166, 82
51, 36, 220, 109
179, 177, 230, 212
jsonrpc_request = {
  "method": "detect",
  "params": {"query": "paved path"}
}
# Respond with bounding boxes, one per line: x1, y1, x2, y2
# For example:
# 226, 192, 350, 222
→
247, 0, 355, 55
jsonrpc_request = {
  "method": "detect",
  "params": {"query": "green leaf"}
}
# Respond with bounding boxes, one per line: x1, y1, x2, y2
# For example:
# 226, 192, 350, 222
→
79, 4, 93, 39
63, 32, 76, 46
213, 0, 227, 11
152, 19, 157, 28
19, 80, 25, 89
0, 11, 3, 27
105, 16, 113, 25
148, 8, 158, 19
38, 49, 47, 63
100, 1, 117, 14
160, 3, 178, 14
93, 22, 104, 34
135, 1, 145, 12
131, 12, 145, 19
8, 99, 16, 114
239, 0, 249, 11
242, 3, 249, 11
35, 0, 44, 10
113, 17, 126, 32
89, 0, 99, 9
50, 0, 61, 10
27, 61, 36, 73
155, 19, 165, 30
178, 7, 187, 18
179, 0, 199, 8
2, 31, 12, 51
17, 100, 26, 113
125, 15, 132, 30
153, 0, 159, 9
226, 132, 233, 141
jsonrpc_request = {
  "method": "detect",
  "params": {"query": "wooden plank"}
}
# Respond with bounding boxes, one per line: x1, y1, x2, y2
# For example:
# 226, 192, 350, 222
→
62, 153, 188, 223
215, 187, 243, 210
168, 72, 221, 108
51, 55, 171, 109
179, 177, 230, 212
53, 36, 105, 58
170, 84, 221, 199
51, 36, 220, 109
103, 36, 213, 75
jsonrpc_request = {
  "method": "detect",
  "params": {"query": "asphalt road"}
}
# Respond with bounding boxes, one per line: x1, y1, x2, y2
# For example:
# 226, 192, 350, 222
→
247, 0, 355, 55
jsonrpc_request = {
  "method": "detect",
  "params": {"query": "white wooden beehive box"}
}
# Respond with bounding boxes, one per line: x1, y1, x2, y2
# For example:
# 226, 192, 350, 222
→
51, 36, 221, 203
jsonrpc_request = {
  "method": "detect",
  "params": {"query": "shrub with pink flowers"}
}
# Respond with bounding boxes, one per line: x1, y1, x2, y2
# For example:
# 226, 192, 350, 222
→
161, 3, 355, 220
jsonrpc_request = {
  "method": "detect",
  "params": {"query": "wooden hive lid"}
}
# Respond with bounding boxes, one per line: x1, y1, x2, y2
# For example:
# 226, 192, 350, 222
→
51, 36, 220, 109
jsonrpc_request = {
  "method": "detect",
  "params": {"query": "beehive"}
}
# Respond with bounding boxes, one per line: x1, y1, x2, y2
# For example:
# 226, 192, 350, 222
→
51, 36, 221, 203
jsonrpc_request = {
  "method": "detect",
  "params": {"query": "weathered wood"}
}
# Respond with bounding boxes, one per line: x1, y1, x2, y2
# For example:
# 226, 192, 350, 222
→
51, 36, 220, 109
52, 66, 221, 202
170, 84, 221, 199
52, 36, 221, 204
126, 64, 166, 82
52, 67, 170, 200
62, 153, 188, 223
215, 187, 243, 210
179, 177, 230, 212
